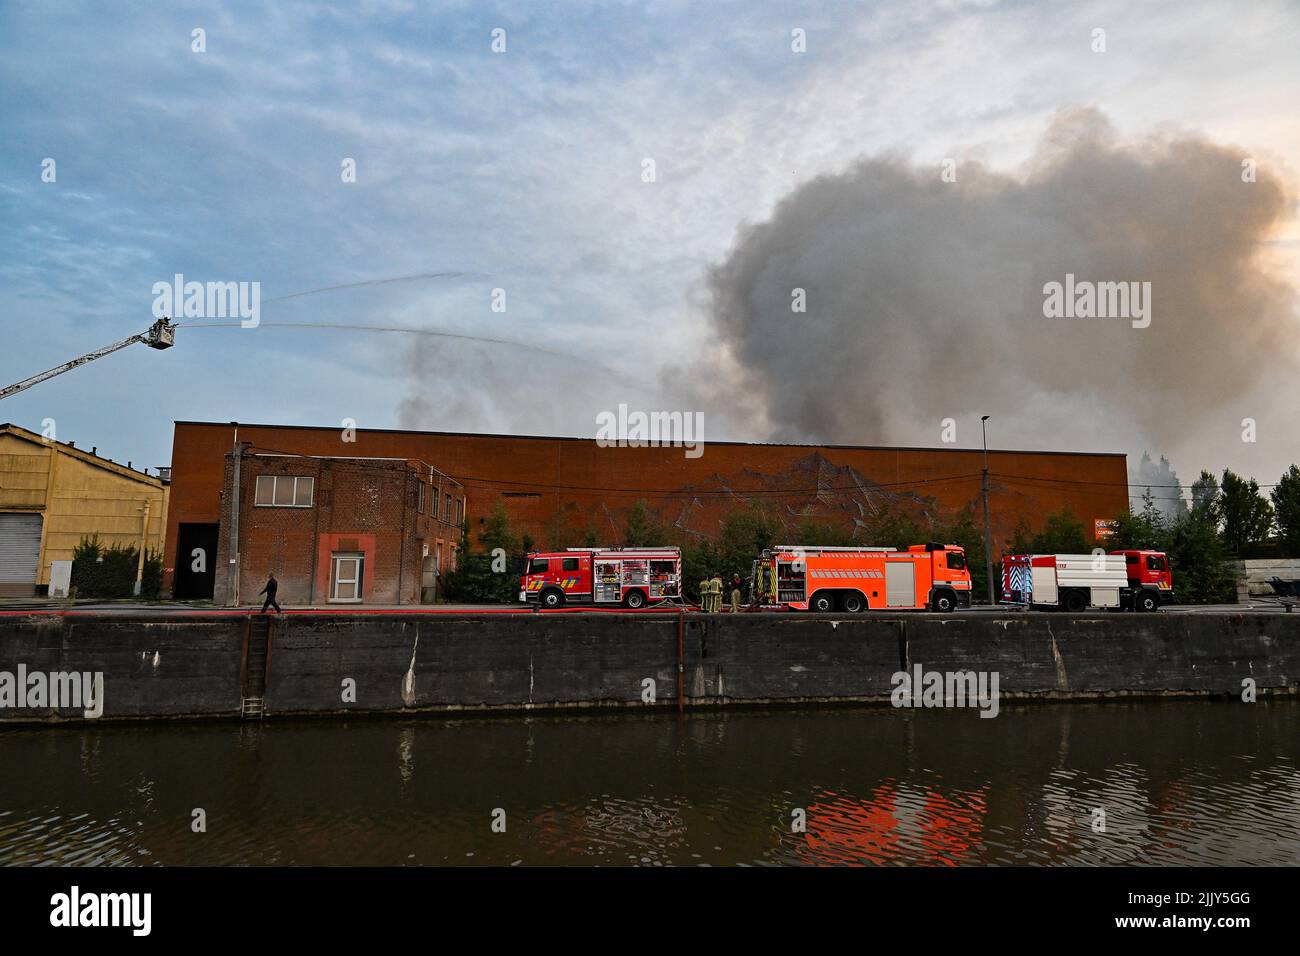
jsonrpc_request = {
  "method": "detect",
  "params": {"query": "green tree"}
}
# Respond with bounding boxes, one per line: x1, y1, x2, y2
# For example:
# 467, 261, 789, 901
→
1011, 507, 1089, 554
1165, 510, 1235, 604
682, 538, 720, 603
1269, 465, 1300, 555
717, 506, 777, 578
1219, 469, 1274, 556
937, 512, 990, 603
440, 503, 524, 603
681, 506, 779, 602
1190, 470, 1221, 525
793, 520, 855, 546
542, 507, 577, 550
623, 499, 667, 547
863, 506, 925, 550
1106, 495, 1170, 552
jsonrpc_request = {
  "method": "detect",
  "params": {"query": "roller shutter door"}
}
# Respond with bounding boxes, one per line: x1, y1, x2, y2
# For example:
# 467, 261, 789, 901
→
885, 560, 916, 607
0, 513, 43, 597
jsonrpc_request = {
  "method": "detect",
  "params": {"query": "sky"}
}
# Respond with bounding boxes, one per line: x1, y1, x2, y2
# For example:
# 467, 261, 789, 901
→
2, 0, 1298, 494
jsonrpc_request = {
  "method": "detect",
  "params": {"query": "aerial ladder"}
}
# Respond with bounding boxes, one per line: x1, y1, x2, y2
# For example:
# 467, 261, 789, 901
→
0, 318, 176, 402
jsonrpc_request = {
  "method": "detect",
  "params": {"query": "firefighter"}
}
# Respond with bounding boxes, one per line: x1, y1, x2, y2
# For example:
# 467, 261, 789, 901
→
698, 576, 710, 611
730, 573, 742, 613
710, 573, 724, 613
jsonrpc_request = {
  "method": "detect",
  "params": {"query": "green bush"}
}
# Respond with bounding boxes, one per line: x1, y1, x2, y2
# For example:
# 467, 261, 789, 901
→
71, 535, 163, 599
440, 504, 527, 604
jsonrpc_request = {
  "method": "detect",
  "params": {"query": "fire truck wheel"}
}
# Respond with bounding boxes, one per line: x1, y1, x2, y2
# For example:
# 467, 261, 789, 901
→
1136, 591, 1158, 613
541, 588, 565, 609
623, 589, 646, 609
1063, 590, 1087, 613
930, 591, 956, 613
809, 592, 835, 613
840, 592, 865, 613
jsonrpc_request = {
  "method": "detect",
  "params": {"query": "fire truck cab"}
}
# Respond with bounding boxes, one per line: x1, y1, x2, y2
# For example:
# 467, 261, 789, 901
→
755, 543, 972, 613
1109, 549, 1176, 610
519, 547, 682, 610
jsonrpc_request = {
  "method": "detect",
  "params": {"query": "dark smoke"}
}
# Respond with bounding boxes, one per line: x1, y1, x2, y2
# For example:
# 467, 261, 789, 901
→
687, 108, 1298, 451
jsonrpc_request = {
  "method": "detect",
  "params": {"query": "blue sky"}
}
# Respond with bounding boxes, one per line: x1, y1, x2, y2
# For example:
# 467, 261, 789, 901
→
2, 0, 1298, 482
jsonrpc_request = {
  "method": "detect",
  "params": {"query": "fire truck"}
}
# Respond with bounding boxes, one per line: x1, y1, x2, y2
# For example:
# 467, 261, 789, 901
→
519, 547, 682, 609
1000, 550, 1174, 612
754, 544, 972, 613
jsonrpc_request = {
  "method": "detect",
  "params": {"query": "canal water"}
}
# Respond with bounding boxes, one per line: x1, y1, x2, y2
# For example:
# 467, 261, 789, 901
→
1, 700, 1297, 866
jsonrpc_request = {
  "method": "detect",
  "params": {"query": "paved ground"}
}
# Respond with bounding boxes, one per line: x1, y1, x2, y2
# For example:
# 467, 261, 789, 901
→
0, 600, 1294, 616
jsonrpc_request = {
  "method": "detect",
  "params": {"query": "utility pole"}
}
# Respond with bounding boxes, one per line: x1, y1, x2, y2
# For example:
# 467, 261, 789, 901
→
981, 415, 995, 606
133, 499, 151, 597
228, 424, 242, 607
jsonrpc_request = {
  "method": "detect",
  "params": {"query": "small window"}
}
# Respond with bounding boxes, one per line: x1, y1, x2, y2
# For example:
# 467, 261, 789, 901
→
445, 493, 452, 520
945, 550, 967, 570
562, 557, 580, 571
416, 482, 425, 514
1126, 555, 1138, 564
529, 558, 549, 574
255, 475, 313, 507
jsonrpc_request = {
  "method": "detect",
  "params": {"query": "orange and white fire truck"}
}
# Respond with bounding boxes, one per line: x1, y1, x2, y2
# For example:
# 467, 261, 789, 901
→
754, 544, 972, 613
519, 547, 682, 609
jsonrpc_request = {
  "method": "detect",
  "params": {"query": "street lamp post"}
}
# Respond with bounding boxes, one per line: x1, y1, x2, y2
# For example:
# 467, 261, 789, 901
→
981, 416, 995, 606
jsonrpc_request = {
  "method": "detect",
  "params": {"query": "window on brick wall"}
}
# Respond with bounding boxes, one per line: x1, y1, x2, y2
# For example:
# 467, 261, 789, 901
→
255, 475, 314, 507
444, 493, 452, 521
416, 480, 424, 514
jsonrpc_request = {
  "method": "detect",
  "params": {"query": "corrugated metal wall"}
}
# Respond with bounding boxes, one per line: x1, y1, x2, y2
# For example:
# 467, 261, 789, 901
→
0, 513, 43, 596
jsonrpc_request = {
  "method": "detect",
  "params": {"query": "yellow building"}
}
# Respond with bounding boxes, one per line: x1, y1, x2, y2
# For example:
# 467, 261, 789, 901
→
0, 423, 169, 597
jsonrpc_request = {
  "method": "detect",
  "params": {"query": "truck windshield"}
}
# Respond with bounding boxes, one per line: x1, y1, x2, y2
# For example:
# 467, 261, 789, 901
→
946, 551, 967, 570
529, 559, 549, 574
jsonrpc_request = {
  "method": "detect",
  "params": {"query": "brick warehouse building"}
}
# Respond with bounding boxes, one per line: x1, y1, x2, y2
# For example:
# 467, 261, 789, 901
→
167, 421, 1129, 601
210, 449, 464, 606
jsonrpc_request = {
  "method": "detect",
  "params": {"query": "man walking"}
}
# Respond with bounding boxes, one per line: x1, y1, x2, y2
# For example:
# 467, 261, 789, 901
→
259, 572, 282, 613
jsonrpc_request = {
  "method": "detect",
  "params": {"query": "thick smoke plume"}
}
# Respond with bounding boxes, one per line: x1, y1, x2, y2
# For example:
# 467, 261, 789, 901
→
688, 109, 1298, 453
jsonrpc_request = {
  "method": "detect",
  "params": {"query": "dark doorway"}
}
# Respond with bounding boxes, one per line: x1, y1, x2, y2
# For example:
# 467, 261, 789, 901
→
174, 523, 219, 599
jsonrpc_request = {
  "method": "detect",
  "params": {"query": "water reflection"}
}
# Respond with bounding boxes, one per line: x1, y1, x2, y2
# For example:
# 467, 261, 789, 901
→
1, 701, 1296, 866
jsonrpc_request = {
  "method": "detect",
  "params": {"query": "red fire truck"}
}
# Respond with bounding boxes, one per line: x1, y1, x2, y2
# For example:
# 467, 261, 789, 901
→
754, 544, 972, 612
519, 547, 682, 609
1001, 550, 1174, 611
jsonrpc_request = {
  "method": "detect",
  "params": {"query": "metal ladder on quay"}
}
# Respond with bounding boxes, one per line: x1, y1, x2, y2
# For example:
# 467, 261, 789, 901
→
241, 614, 271, 719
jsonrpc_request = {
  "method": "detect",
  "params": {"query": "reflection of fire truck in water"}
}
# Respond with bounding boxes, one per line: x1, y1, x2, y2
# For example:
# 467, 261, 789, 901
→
520, 548, 682, 609
754, 544, 972, 612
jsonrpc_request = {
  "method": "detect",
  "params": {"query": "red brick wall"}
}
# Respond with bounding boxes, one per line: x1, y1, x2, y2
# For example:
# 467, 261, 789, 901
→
175, 422, 1128, 596
212, 452, 460, 605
